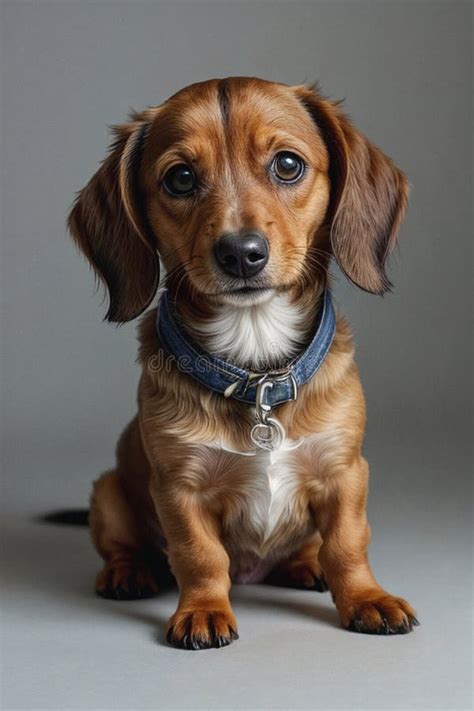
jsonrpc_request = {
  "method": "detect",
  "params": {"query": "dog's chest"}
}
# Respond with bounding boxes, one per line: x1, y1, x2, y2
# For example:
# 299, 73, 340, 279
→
221, 444, 313, 560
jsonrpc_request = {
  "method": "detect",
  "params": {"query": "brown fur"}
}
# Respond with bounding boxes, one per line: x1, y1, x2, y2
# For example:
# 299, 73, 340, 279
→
68, 77, 417, 649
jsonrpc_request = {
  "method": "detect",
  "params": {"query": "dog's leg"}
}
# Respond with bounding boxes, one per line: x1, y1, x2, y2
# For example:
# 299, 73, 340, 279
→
317, 456, 418, 634
90, 470, 159, 600
150, 486, 238, 650
266, 533, 328, 591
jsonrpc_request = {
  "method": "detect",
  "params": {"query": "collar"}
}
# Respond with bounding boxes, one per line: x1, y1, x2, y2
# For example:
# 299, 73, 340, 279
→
156, 289, 336, 410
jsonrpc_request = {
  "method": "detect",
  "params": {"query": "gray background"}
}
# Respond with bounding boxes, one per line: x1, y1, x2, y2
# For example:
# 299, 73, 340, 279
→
1, 1, 472, 710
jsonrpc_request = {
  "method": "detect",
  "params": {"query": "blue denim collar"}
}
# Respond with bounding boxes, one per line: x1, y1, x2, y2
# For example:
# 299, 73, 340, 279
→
156, 289, 336, 410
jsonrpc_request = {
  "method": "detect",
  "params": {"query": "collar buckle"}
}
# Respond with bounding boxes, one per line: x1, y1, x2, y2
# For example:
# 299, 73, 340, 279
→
255, 370, 298, 408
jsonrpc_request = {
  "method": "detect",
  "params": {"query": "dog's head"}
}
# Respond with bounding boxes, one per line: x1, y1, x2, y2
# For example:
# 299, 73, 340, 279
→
68, 77, 408, 322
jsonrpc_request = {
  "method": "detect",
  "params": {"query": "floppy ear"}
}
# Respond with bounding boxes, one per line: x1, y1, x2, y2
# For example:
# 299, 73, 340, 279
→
67, 116, 160, 322
296, 85, 409, 294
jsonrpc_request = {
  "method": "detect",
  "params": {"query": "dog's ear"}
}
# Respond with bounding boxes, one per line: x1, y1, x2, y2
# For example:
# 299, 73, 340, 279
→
295, 85, 409, 294
68, 116, 160, 322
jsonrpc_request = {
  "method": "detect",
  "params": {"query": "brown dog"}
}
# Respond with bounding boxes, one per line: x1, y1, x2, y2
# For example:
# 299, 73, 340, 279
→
68, 77, 418, 649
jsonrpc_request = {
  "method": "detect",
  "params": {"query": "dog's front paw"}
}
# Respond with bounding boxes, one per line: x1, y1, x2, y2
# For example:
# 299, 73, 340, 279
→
166, 607, 239, 650
341, 591, 419, 635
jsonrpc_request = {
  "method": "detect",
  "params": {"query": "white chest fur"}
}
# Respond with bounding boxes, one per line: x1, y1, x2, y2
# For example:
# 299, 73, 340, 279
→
215, 430, 344, 560
222, 443, 310, 558
191, 292, 311, 369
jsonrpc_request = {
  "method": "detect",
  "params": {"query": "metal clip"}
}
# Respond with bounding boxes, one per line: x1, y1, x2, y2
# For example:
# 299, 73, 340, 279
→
250, 376, 286, 451
255, 377, 273, 417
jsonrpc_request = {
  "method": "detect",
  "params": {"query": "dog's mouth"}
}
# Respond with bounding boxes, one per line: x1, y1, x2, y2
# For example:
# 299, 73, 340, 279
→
229, 286, 271, 296
218, 285, 275, 306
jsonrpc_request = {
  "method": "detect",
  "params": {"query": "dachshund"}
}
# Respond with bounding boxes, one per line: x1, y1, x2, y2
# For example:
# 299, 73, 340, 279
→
68, 77, 418, 649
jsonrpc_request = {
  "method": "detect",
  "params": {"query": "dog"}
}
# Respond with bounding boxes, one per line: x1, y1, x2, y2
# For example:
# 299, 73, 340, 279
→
68, 77, 418, 649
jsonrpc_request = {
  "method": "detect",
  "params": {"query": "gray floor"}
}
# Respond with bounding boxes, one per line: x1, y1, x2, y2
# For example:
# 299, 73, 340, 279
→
1, 433, 472, 711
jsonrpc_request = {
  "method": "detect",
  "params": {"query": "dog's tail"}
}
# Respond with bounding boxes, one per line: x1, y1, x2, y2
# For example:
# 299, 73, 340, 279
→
40, 509, 89, 526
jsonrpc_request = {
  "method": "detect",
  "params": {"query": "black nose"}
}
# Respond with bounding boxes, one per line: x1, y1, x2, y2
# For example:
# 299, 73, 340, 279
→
214, 232, 269, 278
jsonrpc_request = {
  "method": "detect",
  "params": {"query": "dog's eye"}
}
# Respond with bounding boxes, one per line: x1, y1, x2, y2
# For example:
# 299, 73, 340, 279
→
272, 152, 305, 183
163, 164, 197, 196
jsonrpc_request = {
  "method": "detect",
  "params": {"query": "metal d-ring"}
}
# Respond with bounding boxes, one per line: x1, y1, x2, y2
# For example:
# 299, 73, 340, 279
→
250, 416, 285, 451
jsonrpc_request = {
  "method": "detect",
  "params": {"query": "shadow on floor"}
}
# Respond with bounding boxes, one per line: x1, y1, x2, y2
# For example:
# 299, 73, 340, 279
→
2, 513, 340, 647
